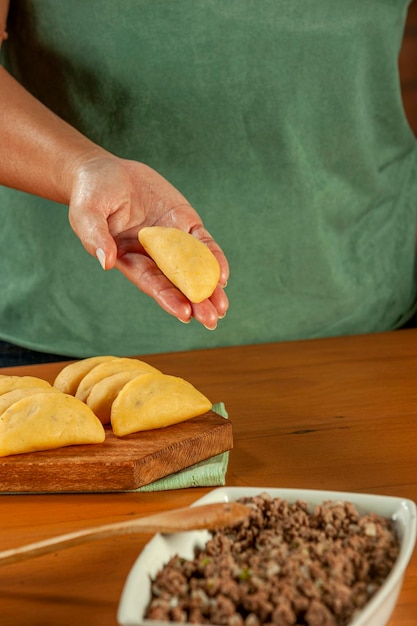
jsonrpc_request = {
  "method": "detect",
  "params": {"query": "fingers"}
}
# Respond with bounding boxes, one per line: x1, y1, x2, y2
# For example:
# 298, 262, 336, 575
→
115, 252, 228, 329
189, 223, 229, 288
115, 253, 193, 322
190, 285, 229, 330
209, 284, 229, 319
70, 194, 229, 328
74, 217, 229, 327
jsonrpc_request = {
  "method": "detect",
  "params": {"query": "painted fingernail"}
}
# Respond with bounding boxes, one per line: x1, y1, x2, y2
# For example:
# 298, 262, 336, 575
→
96, 248, 106, 270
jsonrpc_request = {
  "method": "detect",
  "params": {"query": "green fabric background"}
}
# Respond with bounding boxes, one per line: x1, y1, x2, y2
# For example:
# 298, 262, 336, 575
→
1, 0, 417, 357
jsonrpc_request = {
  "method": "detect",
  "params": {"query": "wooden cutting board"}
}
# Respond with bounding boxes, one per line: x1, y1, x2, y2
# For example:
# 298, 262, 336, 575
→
0, 411, 232, 493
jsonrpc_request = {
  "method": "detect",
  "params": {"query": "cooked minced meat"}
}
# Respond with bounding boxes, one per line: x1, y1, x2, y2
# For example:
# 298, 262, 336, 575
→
144, 493, 400, 626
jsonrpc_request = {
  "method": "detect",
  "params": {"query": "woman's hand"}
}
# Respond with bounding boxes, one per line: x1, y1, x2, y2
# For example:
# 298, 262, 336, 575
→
68, 155, 229, 329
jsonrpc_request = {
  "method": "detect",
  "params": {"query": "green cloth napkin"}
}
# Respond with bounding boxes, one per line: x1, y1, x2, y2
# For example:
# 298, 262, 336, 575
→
136, 402, 229, 492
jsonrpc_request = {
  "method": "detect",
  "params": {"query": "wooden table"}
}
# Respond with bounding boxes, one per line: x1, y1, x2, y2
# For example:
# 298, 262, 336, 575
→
1, 329, 417, 626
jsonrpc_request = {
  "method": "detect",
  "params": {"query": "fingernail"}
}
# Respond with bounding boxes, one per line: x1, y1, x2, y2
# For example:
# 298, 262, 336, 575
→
178, 318, 191, 324
203, 323, 217, 331
96, 248, 106, 270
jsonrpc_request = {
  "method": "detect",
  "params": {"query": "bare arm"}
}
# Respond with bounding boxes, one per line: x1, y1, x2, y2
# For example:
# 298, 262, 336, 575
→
0, 0, 104, 201
0, 66, 106, 203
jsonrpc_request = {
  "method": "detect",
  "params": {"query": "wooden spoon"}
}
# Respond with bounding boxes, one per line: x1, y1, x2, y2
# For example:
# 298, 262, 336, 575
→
0, 501, 250, 567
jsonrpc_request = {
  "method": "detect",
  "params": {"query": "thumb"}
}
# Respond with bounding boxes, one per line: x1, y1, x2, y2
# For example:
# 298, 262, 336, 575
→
68, 205, 118, 271
94, 235, 118, 271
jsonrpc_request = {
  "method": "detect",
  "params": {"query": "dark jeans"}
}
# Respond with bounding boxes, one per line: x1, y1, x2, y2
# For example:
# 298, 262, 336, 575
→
0, 340, 74, 368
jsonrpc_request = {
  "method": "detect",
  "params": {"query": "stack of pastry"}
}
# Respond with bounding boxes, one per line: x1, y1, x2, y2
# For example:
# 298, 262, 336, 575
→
0, 356, 212, 457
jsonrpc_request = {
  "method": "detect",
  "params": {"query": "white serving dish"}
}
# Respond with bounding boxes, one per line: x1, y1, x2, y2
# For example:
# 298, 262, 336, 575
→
117, 487, 417, 626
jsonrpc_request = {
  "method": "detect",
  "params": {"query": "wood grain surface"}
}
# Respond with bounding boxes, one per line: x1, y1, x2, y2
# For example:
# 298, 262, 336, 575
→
1, 329, 417, 626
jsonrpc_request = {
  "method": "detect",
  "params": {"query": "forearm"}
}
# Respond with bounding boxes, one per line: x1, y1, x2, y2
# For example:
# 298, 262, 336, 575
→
0, 66, 109, 204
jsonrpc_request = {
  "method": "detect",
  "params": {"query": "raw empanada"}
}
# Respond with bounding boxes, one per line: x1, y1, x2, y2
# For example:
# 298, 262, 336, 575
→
0, 392, 105, 457
54, 355, 117, 395
139, 226, 220, 303
87, 370, 161, 424
0, 387, 60, 416
0, 376, 52, 396
111, 372, 212, 437
75, 357, 160, 403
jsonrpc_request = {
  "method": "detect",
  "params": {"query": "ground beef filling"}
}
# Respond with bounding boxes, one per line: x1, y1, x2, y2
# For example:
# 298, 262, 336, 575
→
145, 493, 400, 626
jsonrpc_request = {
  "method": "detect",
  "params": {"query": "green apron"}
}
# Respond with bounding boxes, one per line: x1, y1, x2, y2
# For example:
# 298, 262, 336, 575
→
1, 0, 417, 357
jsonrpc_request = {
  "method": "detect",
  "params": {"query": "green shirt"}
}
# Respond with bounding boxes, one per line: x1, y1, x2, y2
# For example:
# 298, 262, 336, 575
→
1, 0, 417, 357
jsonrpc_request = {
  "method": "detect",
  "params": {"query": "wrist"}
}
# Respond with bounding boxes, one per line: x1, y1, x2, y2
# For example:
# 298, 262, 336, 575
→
61, 147, 117, 205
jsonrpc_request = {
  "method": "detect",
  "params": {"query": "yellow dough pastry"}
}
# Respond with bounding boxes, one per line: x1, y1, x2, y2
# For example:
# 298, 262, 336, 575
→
0, 391, 105, 457
75, 357, 160, 403
0, 387, 60, 416
139, 226, 220, 303
0, 375, 52, 396
53, 355, 117, 395
111, 372, 212, 437
86, 369, 161, 424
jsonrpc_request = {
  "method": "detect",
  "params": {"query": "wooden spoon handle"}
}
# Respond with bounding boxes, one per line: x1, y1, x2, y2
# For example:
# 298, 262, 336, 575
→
0, 502, 250, 567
